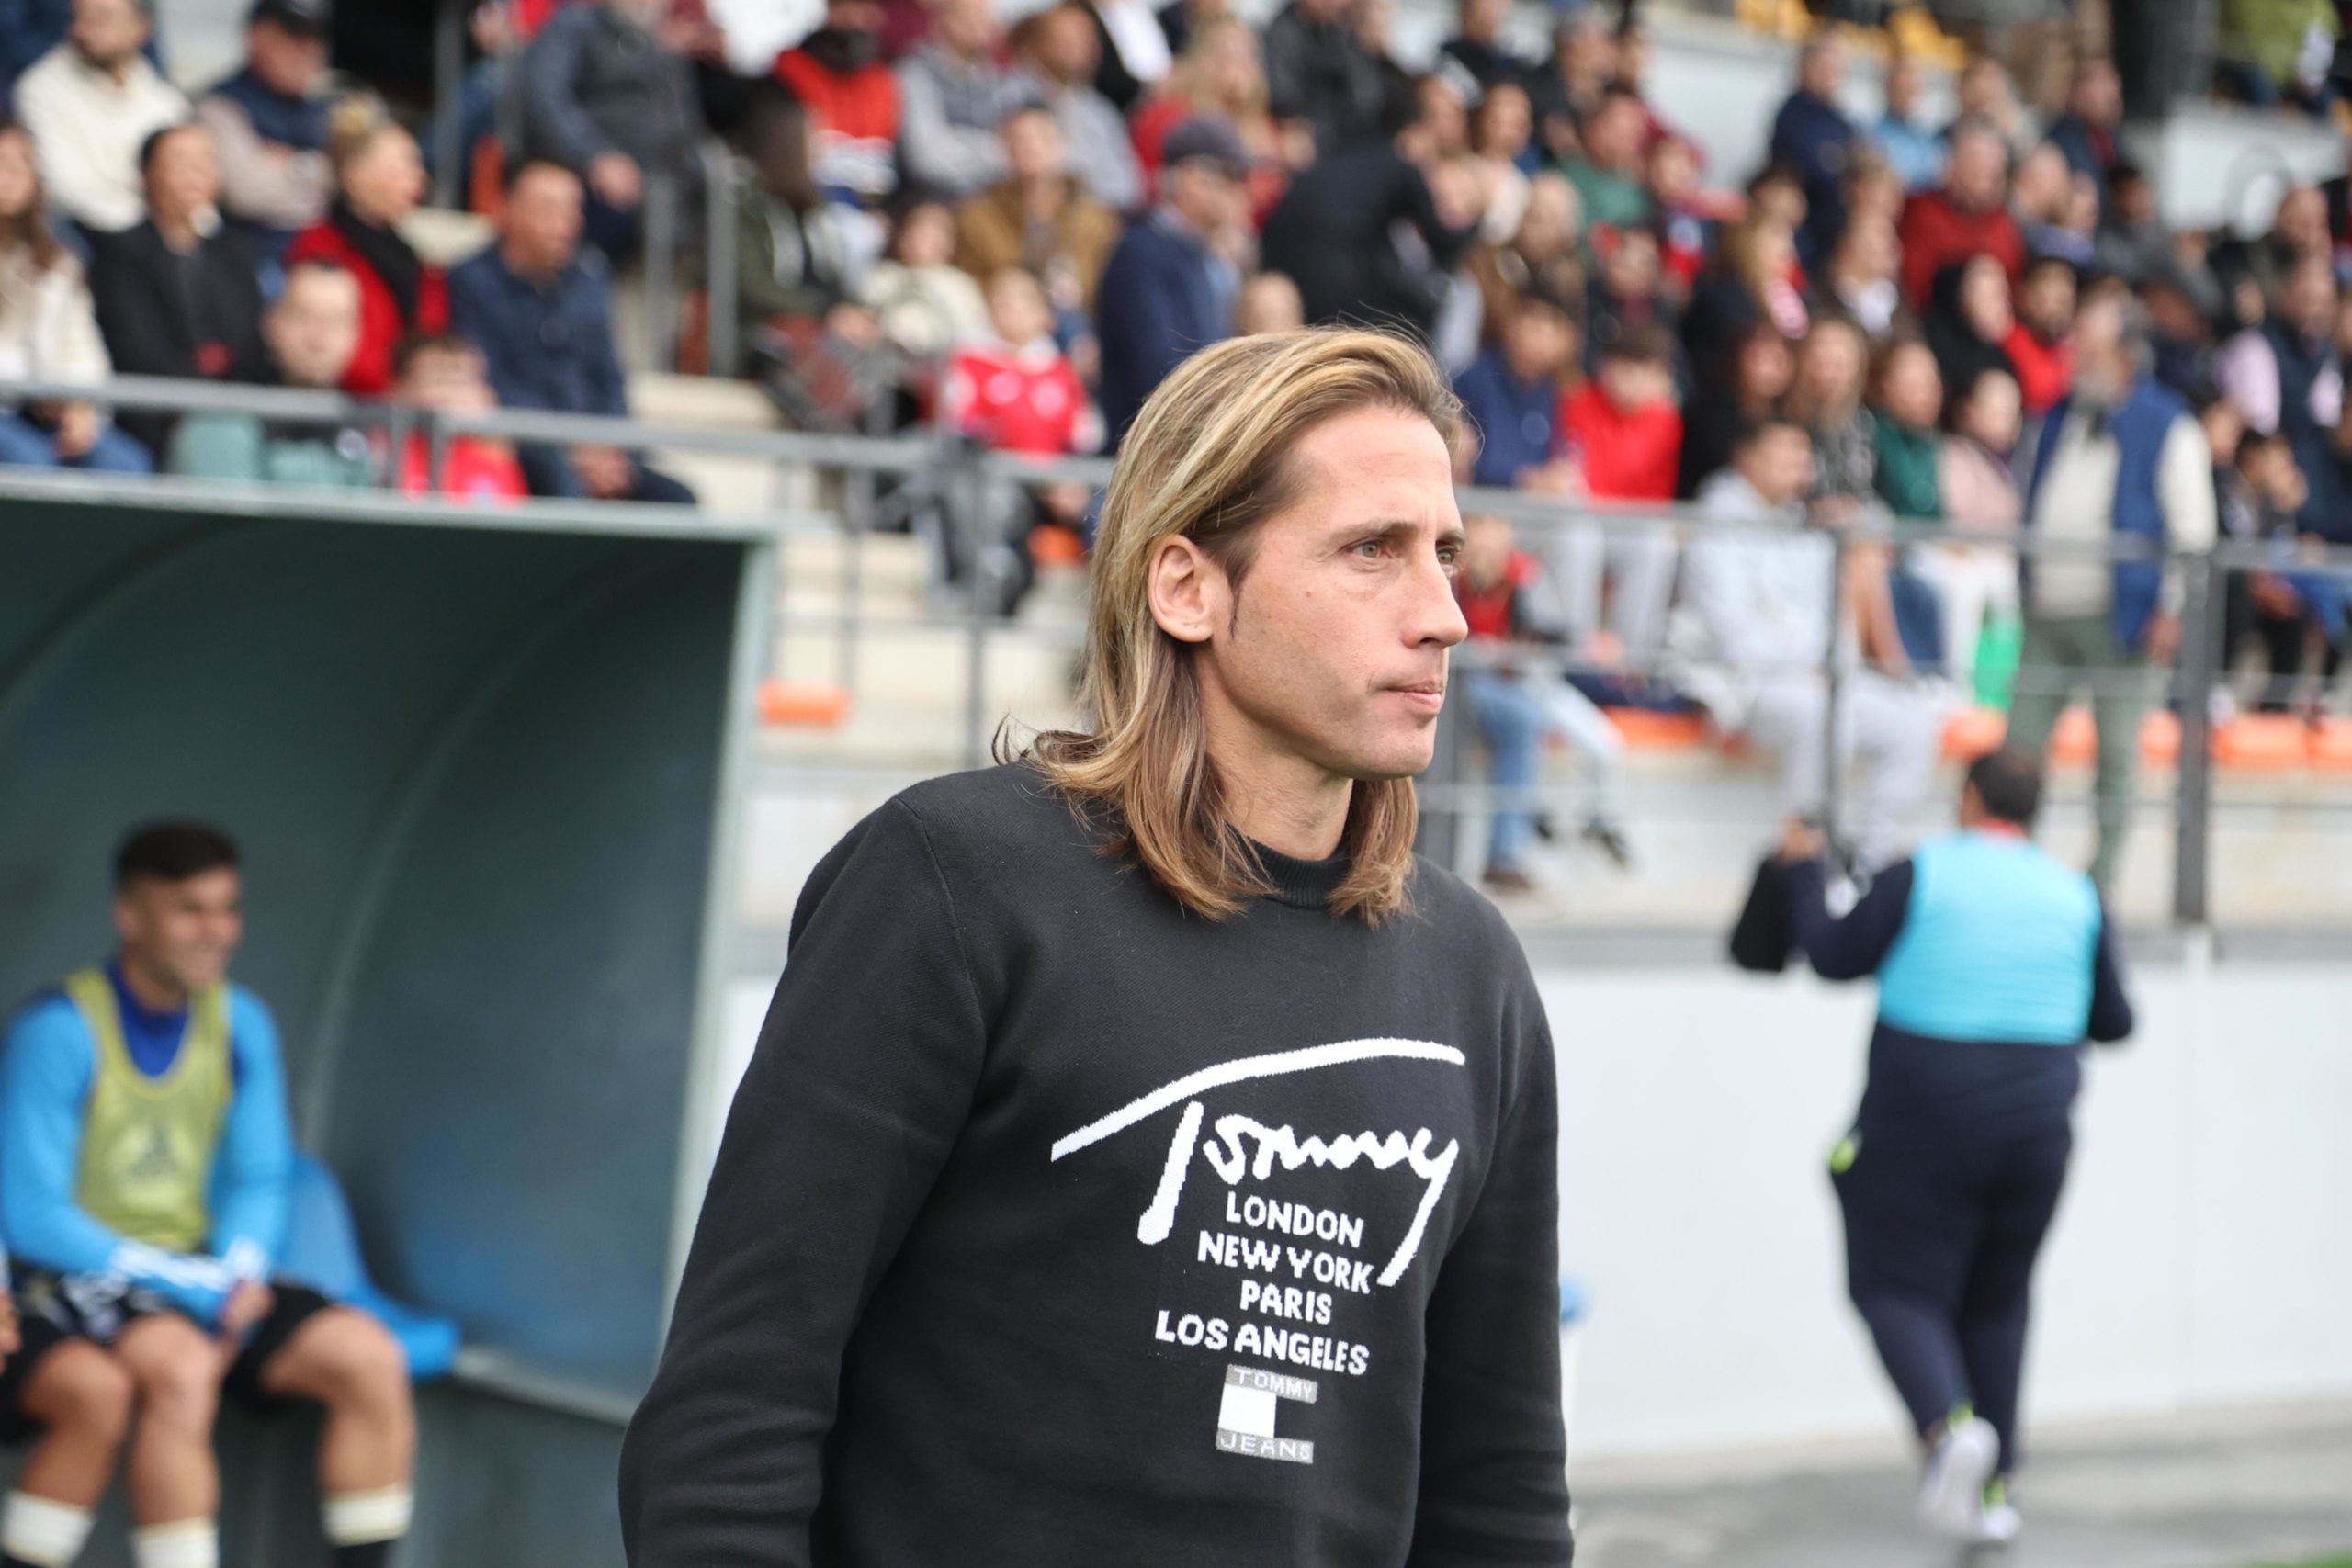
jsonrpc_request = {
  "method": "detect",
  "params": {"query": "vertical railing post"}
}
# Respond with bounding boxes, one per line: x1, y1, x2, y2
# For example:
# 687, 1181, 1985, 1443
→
430, 0, 467, 210
1820, 522, 1849, 854
2173, 549, 2218, 925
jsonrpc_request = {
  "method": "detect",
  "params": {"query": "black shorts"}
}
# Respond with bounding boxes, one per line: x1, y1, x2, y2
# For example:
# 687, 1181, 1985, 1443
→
6, 1261, 337, 1431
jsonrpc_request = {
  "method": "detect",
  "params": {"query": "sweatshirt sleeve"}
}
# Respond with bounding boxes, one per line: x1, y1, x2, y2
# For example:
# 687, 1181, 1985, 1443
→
618, 798, 991, 1568
1407, 964, 1573, 1566
1785, 857, 1914, 981
0, 1002, 236, 1324
208, 992, 294, 1280
2085, 908, 2134, 1044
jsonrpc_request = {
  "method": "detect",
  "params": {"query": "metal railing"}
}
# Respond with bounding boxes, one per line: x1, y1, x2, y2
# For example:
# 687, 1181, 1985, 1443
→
10, 370, 2352, 929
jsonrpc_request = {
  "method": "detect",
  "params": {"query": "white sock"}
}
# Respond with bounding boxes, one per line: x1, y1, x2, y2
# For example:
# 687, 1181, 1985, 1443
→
130, 1519, 217, 1568
323, 1485, 413, 1547
1, 1493, 95, 1567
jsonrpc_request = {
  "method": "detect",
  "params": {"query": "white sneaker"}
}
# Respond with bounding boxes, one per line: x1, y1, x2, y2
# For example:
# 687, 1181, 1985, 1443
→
1973, 1495, 2023, 1548
1917, 1416, 2000, 1540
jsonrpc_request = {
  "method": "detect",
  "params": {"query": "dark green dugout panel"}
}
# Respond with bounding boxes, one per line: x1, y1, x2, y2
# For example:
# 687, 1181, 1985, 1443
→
0, 476, 773, 1565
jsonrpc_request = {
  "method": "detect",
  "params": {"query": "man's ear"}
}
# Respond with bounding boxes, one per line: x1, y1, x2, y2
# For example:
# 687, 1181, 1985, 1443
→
1147, 535, 1226, 645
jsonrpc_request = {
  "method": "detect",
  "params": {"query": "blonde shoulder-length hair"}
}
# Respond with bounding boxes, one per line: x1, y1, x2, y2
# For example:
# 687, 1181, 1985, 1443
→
1025, 327, 1461, 926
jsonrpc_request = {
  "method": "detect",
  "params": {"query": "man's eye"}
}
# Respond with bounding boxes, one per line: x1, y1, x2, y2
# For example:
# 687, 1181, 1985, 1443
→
1351, 539, 1385, 558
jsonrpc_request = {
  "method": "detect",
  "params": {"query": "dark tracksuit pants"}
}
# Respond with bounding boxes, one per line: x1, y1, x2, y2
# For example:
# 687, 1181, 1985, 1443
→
1831, 1025, 2080, 1475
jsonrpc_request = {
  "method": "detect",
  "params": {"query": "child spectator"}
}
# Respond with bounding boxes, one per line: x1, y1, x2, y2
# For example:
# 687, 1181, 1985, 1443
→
1584, 223, 1678, 378
1453, 289, 1578, 491
1232, 269, 1303, 335
2005, 254, 2079, 417
859, 196, 989, 363
169, 259, 377, 485
1922, 364, 2024, 680
284, 95, 447, 396
1455, 510, 1634, 896
941, 267, 1100, 611
0, 119, 150, 473
1555, 321, 1683, 670
1644, 135, 1717, 299
392, 332, 529, 502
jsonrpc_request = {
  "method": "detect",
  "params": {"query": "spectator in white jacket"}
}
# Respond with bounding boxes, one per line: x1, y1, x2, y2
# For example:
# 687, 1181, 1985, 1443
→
14, 0, 189, 234
1672, 413, 1941, 868
0, 119, 151, 471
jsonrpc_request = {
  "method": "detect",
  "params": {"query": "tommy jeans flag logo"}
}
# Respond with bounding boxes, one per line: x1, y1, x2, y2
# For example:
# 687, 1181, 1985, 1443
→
1216, 1365, 1317, 1465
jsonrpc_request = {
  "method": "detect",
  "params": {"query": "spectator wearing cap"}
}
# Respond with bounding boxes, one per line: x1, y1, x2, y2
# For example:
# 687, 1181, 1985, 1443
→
955, 104, 1120, 313
1261, 0, 1383, 159
2007, 292, 2217, 892
168, 259, 378, 484
1259, 84, 1478, 341
897, 0, 1027, 202
194, 0, 332, 256
448, 159, 697, 504
1092, 116, 1243, 442
283, 94, 447, 396
1011, 2, 1142, 212
1897, 116, 2023, 306
506, 0, 703, 260
1769, 35, 1857, 266
1869, 51, 1944, 195
88, 121, 268, 453
1130, 17, 1291, 228
775, 0, 899, 207
14, 0, 188, 235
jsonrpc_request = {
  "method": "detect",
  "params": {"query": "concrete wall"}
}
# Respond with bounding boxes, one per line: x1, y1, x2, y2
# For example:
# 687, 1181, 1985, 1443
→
1551, 942, 2352, 1461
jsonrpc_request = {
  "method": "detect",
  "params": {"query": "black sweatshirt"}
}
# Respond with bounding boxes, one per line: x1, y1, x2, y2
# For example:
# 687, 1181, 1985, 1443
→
619, 763, 1571, 1567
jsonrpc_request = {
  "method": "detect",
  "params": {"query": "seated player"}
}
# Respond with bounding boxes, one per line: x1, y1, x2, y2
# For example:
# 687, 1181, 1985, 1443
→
0, 822, 415, 1568
0, 1256, 136, 1568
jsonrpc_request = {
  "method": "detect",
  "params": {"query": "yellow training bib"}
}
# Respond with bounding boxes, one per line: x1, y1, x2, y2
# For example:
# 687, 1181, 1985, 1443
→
61, 968, 232, 1254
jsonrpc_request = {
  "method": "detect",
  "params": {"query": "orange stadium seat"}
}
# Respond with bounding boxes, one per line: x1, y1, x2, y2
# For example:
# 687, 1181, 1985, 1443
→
759, 680, 852, 727
2312, 716, 2352, 771
1603, 708, 1708, 750
2215, 713, 2310, 770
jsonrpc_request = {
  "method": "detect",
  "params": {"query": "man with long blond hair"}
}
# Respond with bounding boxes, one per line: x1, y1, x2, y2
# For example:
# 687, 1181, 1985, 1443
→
621, 328, 1573, 1565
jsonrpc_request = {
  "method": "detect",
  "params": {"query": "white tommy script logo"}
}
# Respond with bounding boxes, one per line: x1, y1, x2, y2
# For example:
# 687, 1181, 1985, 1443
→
1050, 1038, 1467, 1289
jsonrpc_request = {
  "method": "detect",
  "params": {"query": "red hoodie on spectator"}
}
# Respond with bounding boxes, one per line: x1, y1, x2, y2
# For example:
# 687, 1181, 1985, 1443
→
398, 433, 529, 503
283, 222, 450, 397
945, 338, 1100, 456
1556, 383, 1683, 502
1896, 189, 2024, 306
2001, 323, 2075, 417
775, 48, 902, 200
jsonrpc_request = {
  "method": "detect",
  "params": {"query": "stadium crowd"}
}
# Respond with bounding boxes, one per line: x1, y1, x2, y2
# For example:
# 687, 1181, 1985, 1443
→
0, 0, 2348, 892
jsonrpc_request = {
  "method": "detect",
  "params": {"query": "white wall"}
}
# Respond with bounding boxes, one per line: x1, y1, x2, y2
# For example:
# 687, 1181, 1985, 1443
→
1550, 946, 2352, 1460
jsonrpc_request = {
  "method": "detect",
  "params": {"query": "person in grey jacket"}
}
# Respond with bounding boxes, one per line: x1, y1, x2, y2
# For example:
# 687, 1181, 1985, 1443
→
505, 0, 700, 259
895, 0, 1029, 200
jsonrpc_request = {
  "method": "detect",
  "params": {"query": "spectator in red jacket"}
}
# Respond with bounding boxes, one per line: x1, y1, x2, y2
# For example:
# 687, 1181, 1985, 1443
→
941, 266, 1100, 612
1553, 321, 1684, 670
775, 0, 902, 206
392, 332, 529, 502
284, 94, 447, 396
2003, 253, 2078, 416
1897, 115, 2022, 307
